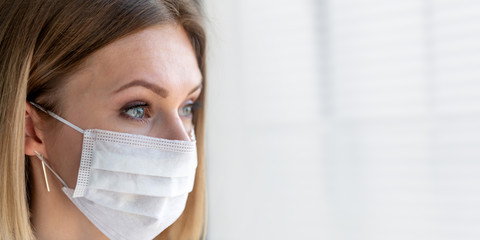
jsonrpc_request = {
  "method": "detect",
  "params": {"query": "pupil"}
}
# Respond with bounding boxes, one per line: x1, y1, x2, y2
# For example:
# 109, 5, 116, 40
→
134, 108, 144, 118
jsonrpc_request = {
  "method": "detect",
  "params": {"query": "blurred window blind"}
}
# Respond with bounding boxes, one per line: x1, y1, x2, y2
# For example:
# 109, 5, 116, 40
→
322, 1, 480, 240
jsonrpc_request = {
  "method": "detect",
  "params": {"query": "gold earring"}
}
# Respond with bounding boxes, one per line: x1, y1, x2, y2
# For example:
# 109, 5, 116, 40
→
34, 151, 50, 192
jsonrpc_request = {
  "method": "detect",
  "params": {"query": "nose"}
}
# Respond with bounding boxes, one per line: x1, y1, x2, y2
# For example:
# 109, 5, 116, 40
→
152, 113, 191, 141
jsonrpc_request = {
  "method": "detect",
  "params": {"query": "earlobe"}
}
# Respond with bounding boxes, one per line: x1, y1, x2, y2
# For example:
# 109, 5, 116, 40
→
25, 102, 45, 156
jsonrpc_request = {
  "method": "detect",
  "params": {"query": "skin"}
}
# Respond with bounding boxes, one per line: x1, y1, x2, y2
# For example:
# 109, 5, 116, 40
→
24, 24, 202, 240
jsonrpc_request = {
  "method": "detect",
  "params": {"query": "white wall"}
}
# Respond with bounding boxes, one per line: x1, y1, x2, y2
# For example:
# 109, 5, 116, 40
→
203, 0, 328, 239
203, 0, 480, 240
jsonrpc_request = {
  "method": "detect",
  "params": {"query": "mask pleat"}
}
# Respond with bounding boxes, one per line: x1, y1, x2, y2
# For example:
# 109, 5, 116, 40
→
87, 169, 195, 197
82, 188, 189, 219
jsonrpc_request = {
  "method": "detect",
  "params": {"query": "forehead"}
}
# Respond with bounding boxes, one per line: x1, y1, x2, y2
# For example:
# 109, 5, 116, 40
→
93, 24, 197, 69
65, 24, 201, 98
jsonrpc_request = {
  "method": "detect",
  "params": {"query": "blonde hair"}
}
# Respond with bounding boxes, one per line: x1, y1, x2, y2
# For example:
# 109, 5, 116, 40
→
0, 1, 207, 239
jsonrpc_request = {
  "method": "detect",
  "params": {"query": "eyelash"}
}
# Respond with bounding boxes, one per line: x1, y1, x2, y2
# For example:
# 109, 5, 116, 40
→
120, 100, 203, 124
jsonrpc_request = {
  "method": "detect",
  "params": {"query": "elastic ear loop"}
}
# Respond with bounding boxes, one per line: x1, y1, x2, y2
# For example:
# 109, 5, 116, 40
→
34, 151, 68, 192
29, 102, 81, 192
29, 102, 84, 134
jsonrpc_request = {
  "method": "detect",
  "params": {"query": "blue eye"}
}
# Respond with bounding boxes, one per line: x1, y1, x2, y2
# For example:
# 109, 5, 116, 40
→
179, 101, 202, 118
124, 104, 148, 119
179, 104, 193, 118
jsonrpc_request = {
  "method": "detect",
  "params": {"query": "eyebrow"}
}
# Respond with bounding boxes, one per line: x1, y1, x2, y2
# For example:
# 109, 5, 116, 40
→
114, 80, 202, 98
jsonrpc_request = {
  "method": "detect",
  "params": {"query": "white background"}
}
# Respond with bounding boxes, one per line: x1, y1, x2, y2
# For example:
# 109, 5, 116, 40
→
203, 0, 480, 239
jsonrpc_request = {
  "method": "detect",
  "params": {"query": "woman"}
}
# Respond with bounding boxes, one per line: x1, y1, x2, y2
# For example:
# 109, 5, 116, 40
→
0, 0, 206, 239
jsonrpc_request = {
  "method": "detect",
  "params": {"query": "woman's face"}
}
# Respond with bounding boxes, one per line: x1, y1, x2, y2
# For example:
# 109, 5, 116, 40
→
42, 24, 202, 188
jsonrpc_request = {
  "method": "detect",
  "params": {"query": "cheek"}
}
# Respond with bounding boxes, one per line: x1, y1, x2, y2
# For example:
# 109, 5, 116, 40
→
183, 118, 194, 133
44, 126, 83, 188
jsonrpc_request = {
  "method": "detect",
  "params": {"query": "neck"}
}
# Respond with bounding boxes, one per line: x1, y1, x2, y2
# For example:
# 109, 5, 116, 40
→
29, 157, 108, 240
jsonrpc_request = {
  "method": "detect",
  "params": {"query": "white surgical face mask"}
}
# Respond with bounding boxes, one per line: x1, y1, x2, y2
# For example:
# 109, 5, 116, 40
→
30, 102, 197, 240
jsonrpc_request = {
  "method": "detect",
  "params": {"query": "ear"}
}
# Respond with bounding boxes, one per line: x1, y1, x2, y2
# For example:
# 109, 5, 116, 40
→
25, 102, 47, 157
